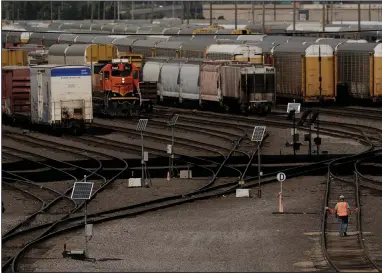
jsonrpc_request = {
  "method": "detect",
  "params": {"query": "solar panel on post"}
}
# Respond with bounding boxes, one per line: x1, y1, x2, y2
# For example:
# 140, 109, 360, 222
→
71, 182, 94, 200
168, 114, 179, 127
136, 119, 148, 132
287, 103, 301, 114
251, 126, 266, 142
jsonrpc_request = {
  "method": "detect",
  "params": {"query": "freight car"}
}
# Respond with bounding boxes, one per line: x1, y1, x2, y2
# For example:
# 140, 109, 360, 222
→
47, 44, 152, 117
142, 58, 276, 114
1, 49, 28, 67
336, 43, 382, 103
270, 43, 336, 103
2, 65, 93, 135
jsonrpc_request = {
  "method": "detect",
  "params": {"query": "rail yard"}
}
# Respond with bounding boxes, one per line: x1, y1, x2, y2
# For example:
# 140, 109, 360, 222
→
2, 2, 382, 272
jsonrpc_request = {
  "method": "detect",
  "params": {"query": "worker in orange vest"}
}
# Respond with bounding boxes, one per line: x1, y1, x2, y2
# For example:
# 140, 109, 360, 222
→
326, 196, 358, 236
335, 195, 350, 237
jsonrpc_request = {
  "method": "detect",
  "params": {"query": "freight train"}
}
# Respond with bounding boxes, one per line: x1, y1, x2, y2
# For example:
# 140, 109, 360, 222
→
142, 58, 276, 114
2, 27, 381, 105
2, 65, 93, 135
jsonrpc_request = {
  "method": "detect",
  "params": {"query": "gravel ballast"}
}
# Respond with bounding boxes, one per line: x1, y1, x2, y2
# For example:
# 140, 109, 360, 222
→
24, 176, 332, 272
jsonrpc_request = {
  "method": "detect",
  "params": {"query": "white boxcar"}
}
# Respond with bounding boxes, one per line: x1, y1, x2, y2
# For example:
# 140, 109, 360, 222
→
30, 65, 93, 132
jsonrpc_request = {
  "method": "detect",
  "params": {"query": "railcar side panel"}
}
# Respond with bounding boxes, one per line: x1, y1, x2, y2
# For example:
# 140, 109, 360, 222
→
158, 63, 181, 99
221, 66, 241, 99
179, 63, 201, 101
374, 44, 382, 99
337, 50, 371, 99
200, 63, 221, 102
274, 52, 303, 100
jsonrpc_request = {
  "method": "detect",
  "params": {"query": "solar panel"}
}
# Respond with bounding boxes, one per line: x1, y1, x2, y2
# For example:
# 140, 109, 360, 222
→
251, 126, 266, 142
136, 119, 148, 131
287, 103, 301, 114
71, 182, 94, 200
168, 114, 179, 127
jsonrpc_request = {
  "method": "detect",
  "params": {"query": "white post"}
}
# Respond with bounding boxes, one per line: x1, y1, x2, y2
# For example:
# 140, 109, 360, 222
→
84, 175, 88, 257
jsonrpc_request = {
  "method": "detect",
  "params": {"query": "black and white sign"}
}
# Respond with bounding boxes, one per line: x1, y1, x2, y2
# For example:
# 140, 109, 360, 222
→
277, 172, 286, 183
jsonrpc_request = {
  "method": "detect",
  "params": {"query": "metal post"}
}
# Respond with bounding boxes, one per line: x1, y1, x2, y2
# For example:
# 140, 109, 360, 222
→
319, 46, 322, 103
132, 1, 135, 20
322, 2, 325, 34
234, 2, 237, 30
91, 2, 94, 22
58, 6, 60, 20
141, 131, 144, 183
171, 126, 174, 174
317, 109, 320, 155
209, 2, 212, 26
187, 1, 190, 25
172, 1, 175, 18
103, 1, 106, 20
293, 111, 296, 156
262, 1, 265, 34
326, 2, 329, 24
358, 1, 361, 32
369, 4, 371, 21
12, 1, 15, 23
84, 175, 88, 257
117, 1, 120, 20
98, 1, 101, 20
251, 2, 255, 23
50, 1, 53, 22
274, 2, 276, 21
150, 1, 154, 24
309, 123, 312, 156
293, 1, 296, 33
257, 143, 261, 198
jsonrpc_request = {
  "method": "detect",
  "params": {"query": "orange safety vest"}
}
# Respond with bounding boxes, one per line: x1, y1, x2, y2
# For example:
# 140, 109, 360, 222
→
336, 202, 348, 216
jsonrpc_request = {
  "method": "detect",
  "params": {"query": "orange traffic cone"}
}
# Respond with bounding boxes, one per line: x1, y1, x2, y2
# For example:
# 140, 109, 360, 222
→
167, 171, 171, 181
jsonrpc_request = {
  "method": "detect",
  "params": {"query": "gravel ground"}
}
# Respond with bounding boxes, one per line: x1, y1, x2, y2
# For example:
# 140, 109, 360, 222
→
1, 187, 41, 235
23, 176, 331, 272
256, 127, 366, 156
74, 177, 211, 215
360, 184, 382, 267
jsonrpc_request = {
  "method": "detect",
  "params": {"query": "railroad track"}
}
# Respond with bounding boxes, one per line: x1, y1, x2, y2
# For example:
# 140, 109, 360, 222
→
11, 143, 337, 272
322, 147, 382, 272
1, 132, 132, 272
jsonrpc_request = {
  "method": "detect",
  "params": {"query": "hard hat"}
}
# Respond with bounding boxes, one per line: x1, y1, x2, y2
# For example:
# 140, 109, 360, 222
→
340, 195, 344, 199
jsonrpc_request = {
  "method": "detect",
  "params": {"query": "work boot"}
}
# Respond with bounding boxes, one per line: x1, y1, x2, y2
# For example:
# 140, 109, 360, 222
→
339, 233, 343, 237
344, 232, 348, 237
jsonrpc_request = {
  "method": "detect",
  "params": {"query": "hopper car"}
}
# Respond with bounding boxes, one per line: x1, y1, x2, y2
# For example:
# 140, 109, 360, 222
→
2, 65, 93, 135
142, 58, 276, 114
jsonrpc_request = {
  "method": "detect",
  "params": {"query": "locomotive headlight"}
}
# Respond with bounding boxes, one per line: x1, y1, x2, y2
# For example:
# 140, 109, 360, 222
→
122, 77, 125, 83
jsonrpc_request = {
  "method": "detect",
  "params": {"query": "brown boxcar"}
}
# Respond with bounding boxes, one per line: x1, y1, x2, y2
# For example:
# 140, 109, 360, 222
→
2, 66, 31, 117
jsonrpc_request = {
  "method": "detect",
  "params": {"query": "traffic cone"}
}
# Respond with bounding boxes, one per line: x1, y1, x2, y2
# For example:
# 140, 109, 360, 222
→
167, 171, 171, 181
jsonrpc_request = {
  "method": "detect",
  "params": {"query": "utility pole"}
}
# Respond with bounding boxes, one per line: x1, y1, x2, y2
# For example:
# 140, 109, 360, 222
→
209, 2, 212, 26
262, 1, 265, 34
293, 1, 296, 33
117, 1, 120, 21
150, 1, 154, 24
91, 1, 94, 22
369, 4, 371, 21
50, 1, 53, 22
187, 1, 190, 25
251, 2, 255, 23
234, 2, 237, 30
322, 3, 326, 34
132, 1, 135, 20
326, 2, 329, 24
103, 2, 106, 20
98, 2, 101, 20
358, 1, 361, 32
